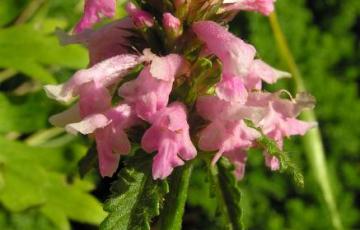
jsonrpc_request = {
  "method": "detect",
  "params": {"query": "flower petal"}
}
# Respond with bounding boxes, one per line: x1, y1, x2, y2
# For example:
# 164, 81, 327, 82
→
74, 0, 116, 33
65, 113, 110, 135
44, 54, 139, 103
49, 103, 81, 127
96, 128, 121, 177
193, 21, 256, 76
152, 140, 184, 180
216, 74, 248, 103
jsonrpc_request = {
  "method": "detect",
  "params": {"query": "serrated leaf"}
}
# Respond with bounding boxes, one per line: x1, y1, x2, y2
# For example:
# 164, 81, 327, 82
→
0, 24, 88, 83
101, 152, 169, 230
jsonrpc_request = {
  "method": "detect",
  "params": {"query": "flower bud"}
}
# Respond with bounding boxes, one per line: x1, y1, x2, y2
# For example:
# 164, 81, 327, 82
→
126, 2, 154, 28
163, 13, 181, 31
174, 0, 186, 9
163, 12, 182, 44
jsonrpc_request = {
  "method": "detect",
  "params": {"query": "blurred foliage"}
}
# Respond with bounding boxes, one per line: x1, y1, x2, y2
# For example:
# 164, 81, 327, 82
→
0, 0, 359, 229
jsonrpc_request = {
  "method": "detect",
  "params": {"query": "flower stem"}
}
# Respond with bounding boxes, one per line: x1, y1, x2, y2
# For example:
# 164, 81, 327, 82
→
209, 158, 243, 230
269, 12, 343, 230
24, 127, 65, 146
15, 0, 45, 25
158, 161, 193, 230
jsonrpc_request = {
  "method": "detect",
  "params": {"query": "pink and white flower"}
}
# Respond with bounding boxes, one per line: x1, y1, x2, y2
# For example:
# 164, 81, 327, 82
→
141, 102, 197, 179
119, 53, 189, 122
44, 54, 140, 103
193, 21, 256, 77
74, 0, 117, 33
222, 0, 276, 16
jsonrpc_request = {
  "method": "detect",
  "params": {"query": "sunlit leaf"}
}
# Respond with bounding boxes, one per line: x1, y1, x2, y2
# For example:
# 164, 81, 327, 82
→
0, 24, 88, 83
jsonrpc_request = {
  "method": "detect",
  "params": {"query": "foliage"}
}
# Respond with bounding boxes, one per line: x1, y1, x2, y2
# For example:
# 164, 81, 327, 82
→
101, 152, 169, 230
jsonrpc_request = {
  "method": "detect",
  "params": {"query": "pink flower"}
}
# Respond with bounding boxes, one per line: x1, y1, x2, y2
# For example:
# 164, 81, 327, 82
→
264, 152, 280, 171
95, 104, 138, 177
57, 18, 134, 65
126, 2, 154, 28
244, 59, 290, 90
196, 105, 259, 179
196, 95, 266, 124
163, 12, 181, 30
44, 54, 140, 103
216, 74, 248, 103
222, 0, 276, 16
196, 95, 261, 179
196, 89, 315, 178
74, 0, 116, 33
77, 81, 112, 118
193, 21, 256, 76
141, 102, 197, 179
193, 21, 289, 91
246, 91, 317, 143
198, 119, 260, 164
67, 103, 138, 177
224, 150, 248, 180
119, 53, 189, 121
258, 103, 316, 147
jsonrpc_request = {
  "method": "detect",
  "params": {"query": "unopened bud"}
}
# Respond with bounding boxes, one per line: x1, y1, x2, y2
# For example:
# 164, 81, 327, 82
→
174, 0, 186, 9
163, 13, 181, 31
126, 2, 154, 28
163, 12, 182, 46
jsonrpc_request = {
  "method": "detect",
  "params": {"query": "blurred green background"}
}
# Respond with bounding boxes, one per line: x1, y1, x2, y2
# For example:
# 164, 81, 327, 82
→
0, 0, 359, 229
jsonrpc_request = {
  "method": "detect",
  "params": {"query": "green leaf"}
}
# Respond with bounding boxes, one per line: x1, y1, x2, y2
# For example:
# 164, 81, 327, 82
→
0, 24, 88, 83
39, 174, 106, 230
0, 92, 55, 133
101, 152, 169, 230
0, 137, 105, 229
209, 158, 243, 230
0, 207, 56, 230
158, 161, 193, 230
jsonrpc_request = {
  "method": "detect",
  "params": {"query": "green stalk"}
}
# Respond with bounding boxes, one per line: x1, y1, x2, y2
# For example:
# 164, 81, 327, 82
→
269, 13, 343, 230
25, 127, 64, 146
15, 0, 45, 25
158, 161, 193, 230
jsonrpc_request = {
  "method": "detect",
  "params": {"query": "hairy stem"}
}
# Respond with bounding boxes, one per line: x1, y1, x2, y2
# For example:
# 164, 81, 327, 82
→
209, 159, 243, 230
158, 161, 193, 230
269, 12, 343, 230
